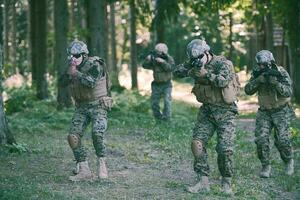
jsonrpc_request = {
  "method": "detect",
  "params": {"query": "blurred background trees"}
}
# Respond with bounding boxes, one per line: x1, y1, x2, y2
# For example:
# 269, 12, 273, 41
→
0, 0, 299, 105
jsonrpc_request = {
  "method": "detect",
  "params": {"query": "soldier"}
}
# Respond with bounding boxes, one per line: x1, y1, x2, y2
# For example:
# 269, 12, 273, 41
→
61, 40, 113, 181
142, 43, 175, 121
174, 39, 240, 194
245, 50, 294, 178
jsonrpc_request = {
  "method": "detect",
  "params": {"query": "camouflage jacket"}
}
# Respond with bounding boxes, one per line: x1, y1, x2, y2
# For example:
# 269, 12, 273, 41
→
174, 55, 233, 87
60, 56, 105, 88
142, 54, 174, 82
245, 65, 292, 109
174, 55, 237, 110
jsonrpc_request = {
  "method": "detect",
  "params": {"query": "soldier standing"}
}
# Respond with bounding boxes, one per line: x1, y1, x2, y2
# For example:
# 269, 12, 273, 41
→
142, 43, 175, 121
61, 40, 113, 181
174, 39, 240, 194
245, 50, 294, 178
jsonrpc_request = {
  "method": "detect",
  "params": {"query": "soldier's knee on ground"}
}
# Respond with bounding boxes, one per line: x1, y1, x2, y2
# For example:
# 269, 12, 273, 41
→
191, 139, 203, 159
68, 133, 81, 149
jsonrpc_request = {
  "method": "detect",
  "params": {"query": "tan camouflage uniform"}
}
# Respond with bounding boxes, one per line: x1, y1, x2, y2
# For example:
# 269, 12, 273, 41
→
245, 64, 294, 167
62, 56, 109, 162
142, 44, 175, 121
174, 55, 238, 178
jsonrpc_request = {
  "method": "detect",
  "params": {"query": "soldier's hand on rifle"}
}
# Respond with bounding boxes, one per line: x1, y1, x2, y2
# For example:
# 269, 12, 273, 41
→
199, 67, 208, 78
68, 60, 77, 77
269, 76, 278, 85
256, 74, 266, 84
190, 67, 207, 78
155, 57, 165, 63
69, 65, 77, 76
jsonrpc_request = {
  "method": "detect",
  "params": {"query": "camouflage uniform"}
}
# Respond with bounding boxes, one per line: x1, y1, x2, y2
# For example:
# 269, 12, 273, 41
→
174, 55, 238, 178
245, 58, 294, 167
142, 44, 174, 121
62, 56, 109, 162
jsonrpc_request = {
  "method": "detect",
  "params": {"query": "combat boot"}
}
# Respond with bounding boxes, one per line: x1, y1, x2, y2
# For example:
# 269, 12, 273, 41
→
72, 162, 79, 175
259, 165, 271, 178
69, 161, 92, 181
97, 157, 108, 179
221, 177, 233, 195
285, 159, 294, 176
186, 176, 210, 193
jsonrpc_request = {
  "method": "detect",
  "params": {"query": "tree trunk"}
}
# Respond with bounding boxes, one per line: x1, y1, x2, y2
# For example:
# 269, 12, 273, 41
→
155, 0, 165, 43
29, 0, 37, 81
4, 0, 10, 66
54, 0, 72, 108
86, 0, 102, 57
109, 2, 121, 88
265, 11, 274, 52
129, 0, 138, 89
11, 0, 17, 73
99, 0, 108, 63
228, 12, 233, 60
0, 45, 15, 145
69, 0, 76, 30
30, 0, 48, 99
120, 23, 128, 67
0, 0, 3, 45
286, 0, 300, 103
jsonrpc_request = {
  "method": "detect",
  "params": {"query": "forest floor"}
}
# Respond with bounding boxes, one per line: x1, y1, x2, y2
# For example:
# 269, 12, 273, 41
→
0, 70, 300, 199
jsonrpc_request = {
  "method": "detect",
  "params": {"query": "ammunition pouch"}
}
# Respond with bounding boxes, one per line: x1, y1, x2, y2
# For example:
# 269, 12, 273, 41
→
153, 71, 172, 82
222, 73, 240, 104
100, 96, 113, 111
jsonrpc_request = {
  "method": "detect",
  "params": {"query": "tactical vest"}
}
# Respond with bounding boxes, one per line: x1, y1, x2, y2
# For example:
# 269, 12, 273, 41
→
70, 57, 107, 103
258, 67, 290, 110
153, 58, 172, 82
192, 55, 240, 104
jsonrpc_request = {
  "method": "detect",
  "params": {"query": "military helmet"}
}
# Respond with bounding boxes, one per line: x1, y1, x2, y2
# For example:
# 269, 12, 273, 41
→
255, 50, 275, 64
186, 39, 210, 59
155, 43, 168, 54
67, 40, 89, 55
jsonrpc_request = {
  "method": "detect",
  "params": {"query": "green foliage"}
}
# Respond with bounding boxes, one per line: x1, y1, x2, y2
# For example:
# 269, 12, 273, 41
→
112, 90, 150, 114
4, 86, 37, 114
0, 90, 299, 199
5, 143, 28, 154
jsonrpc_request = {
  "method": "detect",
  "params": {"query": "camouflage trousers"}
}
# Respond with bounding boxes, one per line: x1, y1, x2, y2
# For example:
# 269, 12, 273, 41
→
151, 81, 172, 120
68, 103, 107, 162
193, 104, 237, 177
255, 104, 294, 166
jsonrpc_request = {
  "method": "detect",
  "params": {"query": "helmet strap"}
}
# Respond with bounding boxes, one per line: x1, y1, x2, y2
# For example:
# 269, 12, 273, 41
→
204, 51, 212, 65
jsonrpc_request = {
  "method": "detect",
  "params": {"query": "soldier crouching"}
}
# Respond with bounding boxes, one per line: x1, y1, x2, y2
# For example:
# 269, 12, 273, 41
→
245, 50, 295, 178
61, 40, 113, 181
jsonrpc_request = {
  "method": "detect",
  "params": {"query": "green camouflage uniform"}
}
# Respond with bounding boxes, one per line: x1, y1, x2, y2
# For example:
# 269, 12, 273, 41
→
174, 55, 238, 177
61, 56, 108, 162
245, 65, 294, 166
142, 54, 174, 120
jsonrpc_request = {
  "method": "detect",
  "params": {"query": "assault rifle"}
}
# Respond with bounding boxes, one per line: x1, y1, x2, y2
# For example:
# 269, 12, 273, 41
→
253, 63, 283, 81
190, 54, 205, 70
150, 50, 168, 62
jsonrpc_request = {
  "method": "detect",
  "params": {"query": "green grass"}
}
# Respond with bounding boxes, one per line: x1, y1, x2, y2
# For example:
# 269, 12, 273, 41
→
0, 89, 299, 199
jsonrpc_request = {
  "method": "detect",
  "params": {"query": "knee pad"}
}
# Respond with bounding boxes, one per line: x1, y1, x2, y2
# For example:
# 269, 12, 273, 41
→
68, 134, 80, 149
191, 139, 203, 158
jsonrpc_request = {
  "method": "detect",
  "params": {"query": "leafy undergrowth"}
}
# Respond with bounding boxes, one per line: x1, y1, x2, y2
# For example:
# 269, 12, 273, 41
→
0, 88, 299, 199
